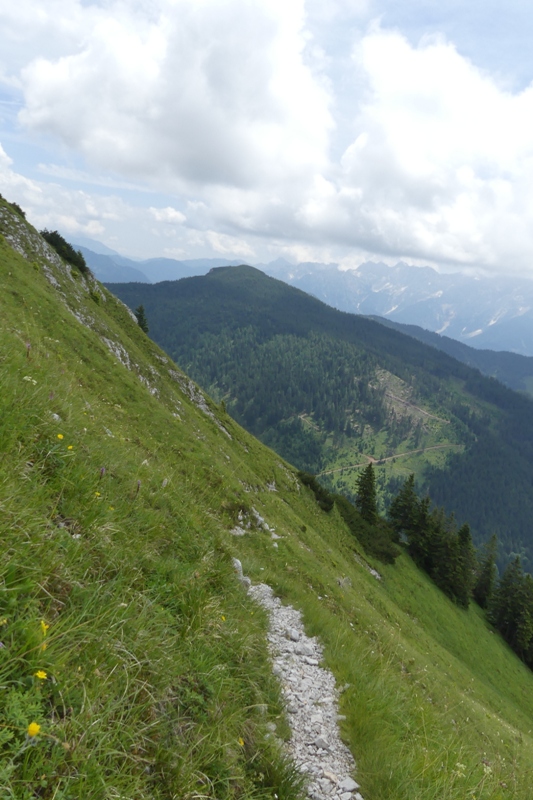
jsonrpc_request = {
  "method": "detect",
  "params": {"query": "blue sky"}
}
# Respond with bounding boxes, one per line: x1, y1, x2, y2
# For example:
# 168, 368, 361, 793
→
1, 0, 533, 274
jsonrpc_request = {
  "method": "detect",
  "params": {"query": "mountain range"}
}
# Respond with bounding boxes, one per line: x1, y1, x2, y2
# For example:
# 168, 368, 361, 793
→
76, 236, 533, 356
107, 265, 533, 569
3, 198, 533, 798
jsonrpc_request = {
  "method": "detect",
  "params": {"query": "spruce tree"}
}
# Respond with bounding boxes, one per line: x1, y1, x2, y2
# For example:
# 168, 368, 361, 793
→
473, 534, 498, 609
135, 304, 149, 334
490, 557, 525, 649
355, 462, 377, 525
388, 473, 418, 542
491, 558, 533, 660
456, 523, 476, 608
406, 494, 432, 571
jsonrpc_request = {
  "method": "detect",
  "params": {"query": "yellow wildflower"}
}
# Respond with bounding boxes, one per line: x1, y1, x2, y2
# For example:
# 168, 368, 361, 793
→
238, 737, 245, 746
0, 618, 7, 626
34, 670, 47, 680
40, 620, 49, 636
94, 491, 101, 497
27, 722, 41, 738
57, 434, 64, 440
67, 445, 73, 450
221, 615, 226, 622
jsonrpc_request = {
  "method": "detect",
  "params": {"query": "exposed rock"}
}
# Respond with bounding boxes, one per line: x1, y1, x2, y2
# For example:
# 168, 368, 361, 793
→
249, 583, 363, 799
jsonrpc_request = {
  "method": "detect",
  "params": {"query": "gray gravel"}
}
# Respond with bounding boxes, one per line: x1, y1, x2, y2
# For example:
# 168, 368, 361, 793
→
248, 582, 364, 800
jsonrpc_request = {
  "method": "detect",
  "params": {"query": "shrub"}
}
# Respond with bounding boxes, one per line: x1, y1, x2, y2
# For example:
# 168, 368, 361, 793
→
40, 230, 89, 274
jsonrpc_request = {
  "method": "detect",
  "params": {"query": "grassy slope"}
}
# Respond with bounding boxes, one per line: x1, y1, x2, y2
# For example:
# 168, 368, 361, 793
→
1, 203, 533, 799
106, 267, 533, 565
105, 271, 474, 493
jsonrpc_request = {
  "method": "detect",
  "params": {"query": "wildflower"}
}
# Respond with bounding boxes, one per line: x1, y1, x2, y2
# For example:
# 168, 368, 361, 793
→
0, 618, 7, 626
454, 762, 466, 778
23, 376, 37, 385
34, 670, 47, 680
221, 615, 226, 622
99, 466, 106, 478
94, 491, 101, 498
27, 722, 41, 738
57, 434, 64, 440
40, 620, 49, 636
67, 445, 73, 450
40, 642, 47, 651
238, 737, 244, 746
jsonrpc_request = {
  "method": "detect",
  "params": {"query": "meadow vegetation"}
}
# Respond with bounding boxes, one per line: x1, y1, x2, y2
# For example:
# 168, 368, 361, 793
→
1, 199, 533, 798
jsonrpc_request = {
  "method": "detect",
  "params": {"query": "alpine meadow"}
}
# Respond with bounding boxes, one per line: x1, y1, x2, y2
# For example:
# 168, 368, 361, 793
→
108, 267, 533, 570
4, 195, 533, 800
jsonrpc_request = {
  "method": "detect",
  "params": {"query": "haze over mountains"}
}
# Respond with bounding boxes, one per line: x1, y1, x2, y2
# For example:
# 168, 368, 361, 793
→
76, 237, 533, 357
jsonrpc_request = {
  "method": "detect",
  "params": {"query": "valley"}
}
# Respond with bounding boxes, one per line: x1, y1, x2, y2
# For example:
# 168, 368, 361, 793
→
108, 266, 533, 568
2, 199, 533, 798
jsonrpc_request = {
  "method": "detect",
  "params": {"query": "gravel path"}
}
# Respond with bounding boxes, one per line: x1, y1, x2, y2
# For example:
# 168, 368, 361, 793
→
247, 580, 364, 800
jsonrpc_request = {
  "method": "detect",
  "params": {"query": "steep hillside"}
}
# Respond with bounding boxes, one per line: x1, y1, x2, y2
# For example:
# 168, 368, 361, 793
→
108, 266, 533, 568
368, 315, 533, 397
3, 200, 533, 799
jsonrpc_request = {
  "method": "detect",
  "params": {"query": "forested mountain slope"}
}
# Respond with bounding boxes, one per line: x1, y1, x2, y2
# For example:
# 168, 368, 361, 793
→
369, 315, 533, 397
4, 197, 533, 799
109, 266, 533, 568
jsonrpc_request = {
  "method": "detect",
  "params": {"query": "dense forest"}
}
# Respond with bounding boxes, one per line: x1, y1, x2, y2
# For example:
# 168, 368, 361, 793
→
369, 316, 533, 396
108, 266, 533, 569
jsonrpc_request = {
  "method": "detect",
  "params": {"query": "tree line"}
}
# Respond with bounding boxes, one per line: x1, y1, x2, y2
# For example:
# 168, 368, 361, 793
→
303, 463, 533, 672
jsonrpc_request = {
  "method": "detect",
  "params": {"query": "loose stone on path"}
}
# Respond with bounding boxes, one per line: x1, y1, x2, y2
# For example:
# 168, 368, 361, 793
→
249, 583, 364, 800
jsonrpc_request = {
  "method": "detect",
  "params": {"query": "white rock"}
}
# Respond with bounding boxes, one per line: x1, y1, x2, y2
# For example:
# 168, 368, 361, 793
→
339, 777, 359, 792
248, 583, 362, 800
314, 735, 329, 750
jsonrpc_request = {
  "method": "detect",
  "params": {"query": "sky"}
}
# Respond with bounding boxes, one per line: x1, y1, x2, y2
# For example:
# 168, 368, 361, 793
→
1, 0, 533, 274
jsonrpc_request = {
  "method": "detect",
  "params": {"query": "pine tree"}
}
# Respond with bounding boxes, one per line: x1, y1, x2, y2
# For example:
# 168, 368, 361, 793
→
388, 473, 418, 542
456, 523, 476, 608
490, 557, 525, 648
355, 463, 377, 525
406, 494, 432, 571
473, 534, 498, 609
135, 304, 149, 334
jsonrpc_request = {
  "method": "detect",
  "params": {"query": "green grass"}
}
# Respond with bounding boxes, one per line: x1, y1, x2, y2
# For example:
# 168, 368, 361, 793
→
2, 199, 533, 798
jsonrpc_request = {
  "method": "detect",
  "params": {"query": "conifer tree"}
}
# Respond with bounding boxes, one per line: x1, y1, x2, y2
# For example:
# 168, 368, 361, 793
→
406, 494, 432, 571
355, 463, 377, 525
388, 473, 418, 542
135, 304, 149, 334
456, 523, 476, 608
473, 534, 498, 609
490, 557, 527, 652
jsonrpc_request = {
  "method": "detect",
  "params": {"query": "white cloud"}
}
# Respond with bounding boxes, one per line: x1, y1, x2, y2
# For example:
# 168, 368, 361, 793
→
205, 231, 256, 258
328, 28, 533, 270
4, 4, 533, 274
149, 206, 186, 225
17, 0, 332, 192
